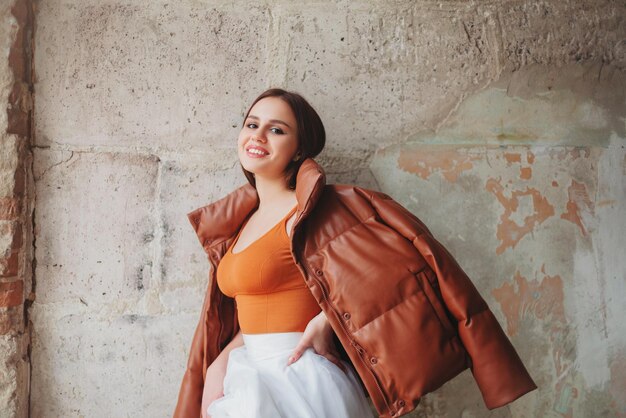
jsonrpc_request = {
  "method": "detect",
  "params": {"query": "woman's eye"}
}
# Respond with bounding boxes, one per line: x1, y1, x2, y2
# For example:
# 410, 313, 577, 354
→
246, 123, 283, 135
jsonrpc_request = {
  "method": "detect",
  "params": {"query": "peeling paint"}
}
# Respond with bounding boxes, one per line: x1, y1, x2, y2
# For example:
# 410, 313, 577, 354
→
504, 152, 522, 164
397, 145, 480, 182
560, 179, 595, 236
492, 268, 578, 416
520, 166, 532, 179
491, 267, 566, 336
609, 349, 626, 417
486, 178, 555, 254
504, 151, 533, 179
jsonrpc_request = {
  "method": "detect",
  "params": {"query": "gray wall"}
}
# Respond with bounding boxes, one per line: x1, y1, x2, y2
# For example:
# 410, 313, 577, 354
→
25, 1, 626, 417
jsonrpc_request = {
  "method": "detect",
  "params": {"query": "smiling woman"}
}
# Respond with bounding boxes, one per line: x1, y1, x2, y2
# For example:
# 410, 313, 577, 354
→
238, 96, 302, 180
237, 89, 326, 191
174, 88, 374, 418
174, 88, 536, 418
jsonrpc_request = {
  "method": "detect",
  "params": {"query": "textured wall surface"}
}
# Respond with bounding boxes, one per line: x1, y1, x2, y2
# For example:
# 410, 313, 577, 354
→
0, 0, 33, 417
28, 0, 625, 417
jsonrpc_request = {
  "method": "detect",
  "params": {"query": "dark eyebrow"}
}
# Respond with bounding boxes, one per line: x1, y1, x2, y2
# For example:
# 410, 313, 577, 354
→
246, 114, 291, 129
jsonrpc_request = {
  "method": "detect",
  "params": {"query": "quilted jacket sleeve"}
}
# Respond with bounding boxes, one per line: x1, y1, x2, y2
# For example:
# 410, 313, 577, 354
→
365, 188, 537, 409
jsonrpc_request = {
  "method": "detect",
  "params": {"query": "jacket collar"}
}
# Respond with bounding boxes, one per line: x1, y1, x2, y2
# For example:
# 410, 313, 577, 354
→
192, 157, 326, 250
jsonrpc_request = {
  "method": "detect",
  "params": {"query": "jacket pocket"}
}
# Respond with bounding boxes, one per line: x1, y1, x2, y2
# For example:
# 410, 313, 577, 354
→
414, 269, 455, 336
352, 283, 468, 402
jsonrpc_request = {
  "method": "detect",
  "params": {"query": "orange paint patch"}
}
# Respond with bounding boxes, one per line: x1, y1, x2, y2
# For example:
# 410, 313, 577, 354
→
397, 145, 480, 182
491, 269, 566, 336
505, 150, 533, 180
520, 167, 532, 179
493, 267, 574, 411
486, 178, 555, 254
504, 153, 522, 164
560, 180, 594, 236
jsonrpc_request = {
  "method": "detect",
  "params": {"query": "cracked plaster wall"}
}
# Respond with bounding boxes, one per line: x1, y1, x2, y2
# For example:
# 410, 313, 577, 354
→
18, 0, 626, 417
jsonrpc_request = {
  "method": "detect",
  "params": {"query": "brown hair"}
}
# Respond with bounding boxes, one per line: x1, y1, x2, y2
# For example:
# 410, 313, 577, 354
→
239, 88, 326, 190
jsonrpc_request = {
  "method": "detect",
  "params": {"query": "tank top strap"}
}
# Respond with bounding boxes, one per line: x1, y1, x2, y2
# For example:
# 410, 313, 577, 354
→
282, 204, 298, 236
285, 203, 298, 218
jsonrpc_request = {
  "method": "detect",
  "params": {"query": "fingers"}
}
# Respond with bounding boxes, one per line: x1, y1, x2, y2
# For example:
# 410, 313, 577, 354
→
287, 342, 308, 366
324, 351, 347, 374
288, 344, 348, 375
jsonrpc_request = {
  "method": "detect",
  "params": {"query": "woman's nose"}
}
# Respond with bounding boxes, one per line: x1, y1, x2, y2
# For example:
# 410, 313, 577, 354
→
252, 133, 267, 143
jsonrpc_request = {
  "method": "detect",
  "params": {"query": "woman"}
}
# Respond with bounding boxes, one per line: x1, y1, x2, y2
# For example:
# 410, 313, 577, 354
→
175, 88, 537, 418
200, 89, 375, 418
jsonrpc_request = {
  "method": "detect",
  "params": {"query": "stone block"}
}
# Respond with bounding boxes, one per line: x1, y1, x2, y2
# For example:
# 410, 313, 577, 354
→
159, 150, 244, 313
280, 3, 497, 152
29, 306, 196, 418
34, 1, 269, 151
33, 150, 158, 309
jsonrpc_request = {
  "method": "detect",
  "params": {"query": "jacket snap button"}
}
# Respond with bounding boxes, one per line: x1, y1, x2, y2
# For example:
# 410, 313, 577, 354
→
343, 312, 351, 320
398, 399, 405, 407
315, 269, 323, 276
370, 356, 377, 364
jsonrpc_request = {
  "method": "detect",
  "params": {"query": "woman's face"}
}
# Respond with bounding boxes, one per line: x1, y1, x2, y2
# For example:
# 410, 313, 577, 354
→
237, 96, 299, 181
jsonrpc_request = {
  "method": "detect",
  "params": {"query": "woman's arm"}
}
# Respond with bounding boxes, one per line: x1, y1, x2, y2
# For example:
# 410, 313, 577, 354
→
201, 329, 244, 418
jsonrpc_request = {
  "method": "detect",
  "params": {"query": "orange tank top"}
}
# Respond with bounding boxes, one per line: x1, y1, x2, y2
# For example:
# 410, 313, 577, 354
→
216, 205, 321, 334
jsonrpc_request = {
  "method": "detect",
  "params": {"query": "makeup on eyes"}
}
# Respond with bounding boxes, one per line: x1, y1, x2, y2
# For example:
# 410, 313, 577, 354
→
247, 114, 291, 129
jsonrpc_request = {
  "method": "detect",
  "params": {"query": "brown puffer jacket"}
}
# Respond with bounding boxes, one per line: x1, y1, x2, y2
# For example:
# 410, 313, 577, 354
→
174, 158, 537, 418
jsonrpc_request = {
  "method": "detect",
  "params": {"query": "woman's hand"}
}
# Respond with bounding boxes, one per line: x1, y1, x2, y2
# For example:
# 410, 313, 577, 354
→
201, 356, 227, 418
201, 329, 244, 418
286, 310, 347, 373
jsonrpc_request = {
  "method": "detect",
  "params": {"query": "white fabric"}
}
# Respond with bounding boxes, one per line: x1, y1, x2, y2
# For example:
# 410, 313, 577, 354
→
207, 331, 375, 418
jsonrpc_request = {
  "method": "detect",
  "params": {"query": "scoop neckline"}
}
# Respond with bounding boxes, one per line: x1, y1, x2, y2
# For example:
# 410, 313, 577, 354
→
229, 205, 298, 255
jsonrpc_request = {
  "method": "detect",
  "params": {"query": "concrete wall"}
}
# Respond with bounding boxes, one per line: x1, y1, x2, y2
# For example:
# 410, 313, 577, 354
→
17, 0, 626, 417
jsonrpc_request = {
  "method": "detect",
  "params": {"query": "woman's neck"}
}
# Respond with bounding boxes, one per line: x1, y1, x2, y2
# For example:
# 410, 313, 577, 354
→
254, 176, 297, 212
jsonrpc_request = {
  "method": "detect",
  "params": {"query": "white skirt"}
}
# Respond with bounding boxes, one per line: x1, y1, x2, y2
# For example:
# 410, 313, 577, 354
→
207, 331, 375, 418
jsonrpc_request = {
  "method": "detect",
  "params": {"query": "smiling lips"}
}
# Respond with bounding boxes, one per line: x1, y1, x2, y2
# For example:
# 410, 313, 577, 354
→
246, 145, 269, 158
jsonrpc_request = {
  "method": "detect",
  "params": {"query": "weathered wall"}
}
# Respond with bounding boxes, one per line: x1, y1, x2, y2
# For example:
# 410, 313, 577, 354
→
25, 0, 626, 417
371, 64, 626, 417
0, 0, 33, 417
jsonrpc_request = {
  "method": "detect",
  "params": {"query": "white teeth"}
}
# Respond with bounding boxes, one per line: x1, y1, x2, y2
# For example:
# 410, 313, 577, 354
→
248, 148, 267, 155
